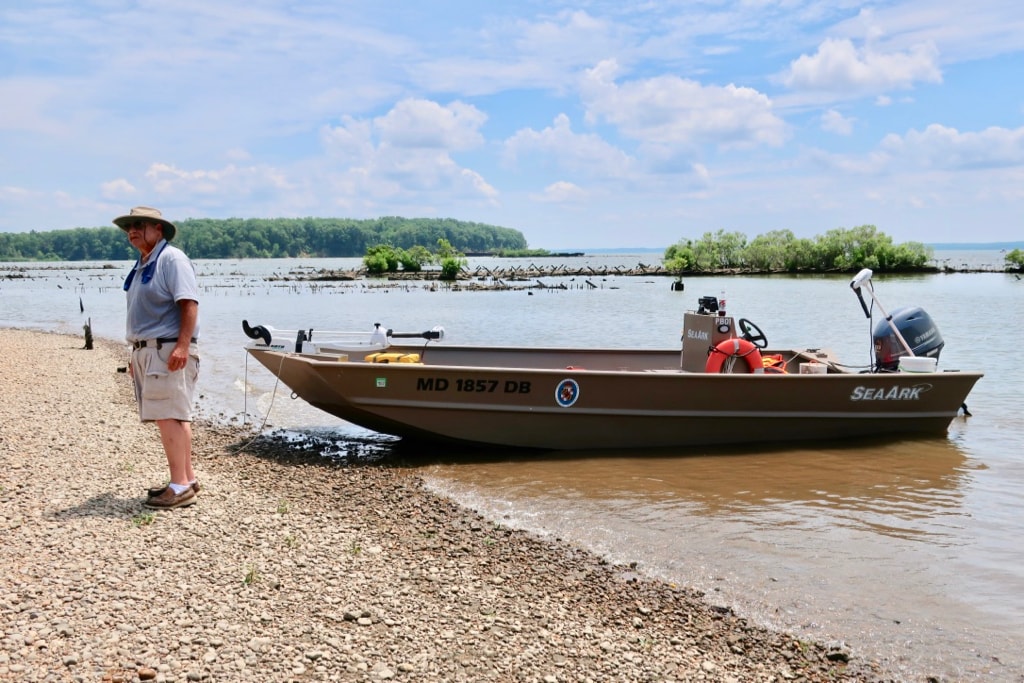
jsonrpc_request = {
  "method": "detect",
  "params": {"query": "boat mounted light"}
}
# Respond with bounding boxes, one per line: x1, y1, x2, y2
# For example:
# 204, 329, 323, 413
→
850, 268, 873, 291
847, 268, 915, 360
850, 269, 874, 319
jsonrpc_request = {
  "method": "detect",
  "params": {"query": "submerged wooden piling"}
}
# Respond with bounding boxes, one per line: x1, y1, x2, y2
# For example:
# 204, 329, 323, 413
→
83, 317, 93, 350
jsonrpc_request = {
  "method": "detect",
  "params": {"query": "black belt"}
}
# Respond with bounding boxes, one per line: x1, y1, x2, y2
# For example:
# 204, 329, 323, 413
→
132, 337, 197, 350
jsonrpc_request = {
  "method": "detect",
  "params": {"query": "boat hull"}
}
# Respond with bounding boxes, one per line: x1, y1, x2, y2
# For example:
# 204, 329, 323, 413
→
247, 345, 982, 451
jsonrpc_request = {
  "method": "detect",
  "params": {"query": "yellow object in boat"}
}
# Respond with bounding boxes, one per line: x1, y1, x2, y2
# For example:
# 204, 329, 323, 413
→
365, 352, 422, 364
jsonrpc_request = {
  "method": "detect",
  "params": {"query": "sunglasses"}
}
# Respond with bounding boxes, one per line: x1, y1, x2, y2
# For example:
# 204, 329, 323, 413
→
125, 221, 153, 231
123, 242, 167, 291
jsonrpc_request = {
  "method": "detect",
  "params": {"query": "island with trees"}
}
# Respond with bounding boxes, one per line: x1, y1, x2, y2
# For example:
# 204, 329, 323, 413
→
662, 225, 933, 274
0, 217, 1019, 277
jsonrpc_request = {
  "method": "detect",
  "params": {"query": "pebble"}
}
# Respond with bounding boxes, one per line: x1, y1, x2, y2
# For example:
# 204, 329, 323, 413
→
0, 330, 882, 682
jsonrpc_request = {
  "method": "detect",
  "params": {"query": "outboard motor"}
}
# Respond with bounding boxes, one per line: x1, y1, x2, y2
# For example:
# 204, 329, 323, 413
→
872, 306, 944, 372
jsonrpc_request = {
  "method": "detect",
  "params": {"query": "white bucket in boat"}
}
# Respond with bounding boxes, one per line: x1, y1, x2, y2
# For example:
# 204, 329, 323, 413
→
898, 356, 937, 373
799, 362, 827, 374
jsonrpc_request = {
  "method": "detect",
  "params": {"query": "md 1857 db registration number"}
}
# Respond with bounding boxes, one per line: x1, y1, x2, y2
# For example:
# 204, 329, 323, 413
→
416, 377, 532, 394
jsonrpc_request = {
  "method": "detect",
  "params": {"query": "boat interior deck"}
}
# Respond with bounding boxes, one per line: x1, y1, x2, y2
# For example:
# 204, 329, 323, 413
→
304, 342, 843, 374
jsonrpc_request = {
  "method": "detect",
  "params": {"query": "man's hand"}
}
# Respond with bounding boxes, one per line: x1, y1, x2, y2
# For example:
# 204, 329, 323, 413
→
168, 343, 190, 371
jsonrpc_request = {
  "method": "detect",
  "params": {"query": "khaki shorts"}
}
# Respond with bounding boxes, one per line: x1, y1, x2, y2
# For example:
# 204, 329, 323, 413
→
130, 345, 200, 422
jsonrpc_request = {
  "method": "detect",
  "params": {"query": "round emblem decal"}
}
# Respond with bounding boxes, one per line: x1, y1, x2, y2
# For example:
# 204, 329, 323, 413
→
555, 378, 580, 407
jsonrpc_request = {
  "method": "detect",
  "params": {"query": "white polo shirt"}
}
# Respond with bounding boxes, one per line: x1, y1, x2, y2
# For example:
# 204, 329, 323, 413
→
124, 239, 201, 342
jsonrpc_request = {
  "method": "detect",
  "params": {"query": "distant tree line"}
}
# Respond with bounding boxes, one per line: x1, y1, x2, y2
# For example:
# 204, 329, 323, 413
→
6, 216, 1012, 274
0, 216, 528, 261
663, 226, 934, 274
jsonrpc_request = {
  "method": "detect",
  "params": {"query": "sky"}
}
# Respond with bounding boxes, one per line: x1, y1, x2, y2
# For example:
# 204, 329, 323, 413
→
1, 1, 1022, 249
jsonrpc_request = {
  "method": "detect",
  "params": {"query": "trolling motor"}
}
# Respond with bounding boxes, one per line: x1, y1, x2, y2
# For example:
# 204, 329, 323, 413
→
242, 320, 445, 353
849, 269, 944, 372
242, 320, 272, 346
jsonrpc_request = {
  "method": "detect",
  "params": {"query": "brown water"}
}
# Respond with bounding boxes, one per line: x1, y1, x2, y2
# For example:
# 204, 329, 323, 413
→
419, 433, 1021, 681
4, 254, 1022, 681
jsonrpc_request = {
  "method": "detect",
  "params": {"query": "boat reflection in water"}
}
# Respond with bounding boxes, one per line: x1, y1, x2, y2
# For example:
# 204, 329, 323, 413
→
415, 435, 972, 538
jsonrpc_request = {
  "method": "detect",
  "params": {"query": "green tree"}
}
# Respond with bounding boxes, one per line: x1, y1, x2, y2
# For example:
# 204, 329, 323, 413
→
663, 242, 695, 274
363, 244, 402, 274
399, 245, 433, 272
742, 229, 816, 272
436, 238, 467, 280
684, 230, 748, 271
663, 225, 933, 274
1006, 249, 1024, 271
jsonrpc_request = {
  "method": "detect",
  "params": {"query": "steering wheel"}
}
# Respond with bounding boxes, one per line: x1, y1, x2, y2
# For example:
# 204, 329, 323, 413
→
738, 318, 768, 349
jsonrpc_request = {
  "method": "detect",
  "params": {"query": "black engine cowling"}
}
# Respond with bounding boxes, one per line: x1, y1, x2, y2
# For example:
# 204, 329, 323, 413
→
872, 306, 944, 371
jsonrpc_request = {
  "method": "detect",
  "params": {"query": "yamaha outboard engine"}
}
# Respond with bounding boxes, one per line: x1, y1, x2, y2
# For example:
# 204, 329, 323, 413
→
873, 306, 944, 372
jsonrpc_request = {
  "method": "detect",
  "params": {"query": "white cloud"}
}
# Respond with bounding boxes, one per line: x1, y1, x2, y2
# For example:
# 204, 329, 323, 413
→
316, 100, 498, 205
142, 163, 293, 198
100, 179, 136, 199
458, 168, 500, 202
0, 186, 34, 200
580, 59, 787, 149
532, 181, 588, 203
503, 113, 635, 176
831, 2, 1024, 64
321, 116, 376, 160
781, 38, 942, 93
373, 99, 486, 150
805, 148, 892, 175
821, 109, 854, 135
515, 10, 622, 61
412, 9, 629, 95
881, 124, 1024, 170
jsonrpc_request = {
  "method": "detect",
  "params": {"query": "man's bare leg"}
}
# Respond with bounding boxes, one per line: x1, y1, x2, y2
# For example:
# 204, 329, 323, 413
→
156, 418, 194, 485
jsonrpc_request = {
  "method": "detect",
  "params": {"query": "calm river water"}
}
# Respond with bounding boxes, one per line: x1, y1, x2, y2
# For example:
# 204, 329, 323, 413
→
2, 251, 1022, 681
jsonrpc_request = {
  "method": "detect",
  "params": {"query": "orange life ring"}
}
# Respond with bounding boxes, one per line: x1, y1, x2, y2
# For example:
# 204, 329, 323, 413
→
705, 338, 765, 374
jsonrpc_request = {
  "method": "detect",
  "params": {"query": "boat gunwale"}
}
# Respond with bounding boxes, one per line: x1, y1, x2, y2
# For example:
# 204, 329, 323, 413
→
250, 348, 983, 380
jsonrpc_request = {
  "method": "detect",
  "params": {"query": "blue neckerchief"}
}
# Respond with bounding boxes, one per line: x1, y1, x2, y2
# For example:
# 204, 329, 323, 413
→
123, 241, 168, 291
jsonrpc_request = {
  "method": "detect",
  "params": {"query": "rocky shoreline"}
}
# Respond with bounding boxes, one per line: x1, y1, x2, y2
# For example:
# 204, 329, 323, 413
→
0, 329, 884, 682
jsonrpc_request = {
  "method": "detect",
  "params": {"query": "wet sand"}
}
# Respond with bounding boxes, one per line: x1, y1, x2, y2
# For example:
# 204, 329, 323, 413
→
0, 328, 882, 682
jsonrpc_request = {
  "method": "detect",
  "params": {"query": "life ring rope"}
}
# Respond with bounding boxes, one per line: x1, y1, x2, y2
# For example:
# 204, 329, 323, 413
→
705, 338, 765, 374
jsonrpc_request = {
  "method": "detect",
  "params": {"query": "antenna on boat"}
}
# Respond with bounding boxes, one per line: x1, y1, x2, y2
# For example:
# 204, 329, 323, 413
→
849, 269, 915, 357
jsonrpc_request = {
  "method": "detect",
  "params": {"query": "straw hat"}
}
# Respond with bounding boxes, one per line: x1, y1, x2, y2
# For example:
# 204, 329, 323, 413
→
112, 206, 177, 241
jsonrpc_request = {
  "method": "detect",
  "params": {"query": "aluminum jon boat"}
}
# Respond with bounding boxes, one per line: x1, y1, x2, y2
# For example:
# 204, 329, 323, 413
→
242, 269, 982, 451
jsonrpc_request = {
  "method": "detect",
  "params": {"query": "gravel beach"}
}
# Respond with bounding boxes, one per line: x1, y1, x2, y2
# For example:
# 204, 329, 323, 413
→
0, 329, 883, 682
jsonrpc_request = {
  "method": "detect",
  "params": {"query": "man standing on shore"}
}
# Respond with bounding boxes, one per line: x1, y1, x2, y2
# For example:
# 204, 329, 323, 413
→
115, 206, 201, 509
